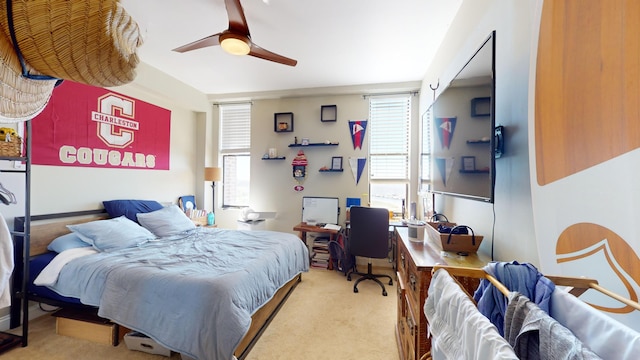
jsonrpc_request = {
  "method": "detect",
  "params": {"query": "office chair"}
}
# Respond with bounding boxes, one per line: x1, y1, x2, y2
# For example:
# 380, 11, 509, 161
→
346, 206, 393, 296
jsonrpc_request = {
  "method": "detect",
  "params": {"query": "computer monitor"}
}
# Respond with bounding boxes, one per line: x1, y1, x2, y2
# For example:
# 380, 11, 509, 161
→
302, 197, 339, 225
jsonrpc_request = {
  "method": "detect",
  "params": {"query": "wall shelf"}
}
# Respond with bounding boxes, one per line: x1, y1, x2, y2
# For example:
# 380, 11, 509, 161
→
471, 97, 491, 117
319, 169, 343, 172
262, 156, 286, 160
274, 112, 294, 132
321, 105, 337, 122
288, 143, 338, 147
466, 140, 490, 144
459, 169, 490, 174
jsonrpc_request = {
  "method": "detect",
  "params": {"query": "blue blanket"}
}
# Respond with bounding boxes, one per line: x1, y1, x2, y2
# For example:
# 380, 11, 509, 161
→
48, 228, 309, 360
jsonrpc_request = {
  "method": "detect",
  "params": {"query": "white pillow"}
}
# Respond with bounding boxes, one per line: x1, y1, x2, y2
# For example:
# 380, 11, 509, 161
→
67, 216, 156, 252
136, 204, 196, 237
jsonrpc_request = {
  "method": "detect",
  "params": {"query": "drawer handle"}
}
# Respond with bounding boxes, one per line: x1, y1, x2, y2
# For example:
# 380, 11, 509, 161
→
409, 274, 417, 291
400, 253, 405, 269
407, 315, 414, 337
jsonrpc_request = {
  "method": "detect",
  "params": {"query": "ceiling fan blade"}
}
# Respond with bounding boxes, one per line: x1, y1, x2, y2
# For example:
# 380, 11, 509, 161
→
249, 43, 297, 67
172, 33, 222, 53
225, 0, 250, 34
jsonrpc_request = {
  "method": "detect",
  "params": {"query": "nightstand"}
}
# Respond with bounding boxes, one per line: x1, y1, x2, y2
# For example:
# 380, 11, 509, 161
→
192, 217, 217, 228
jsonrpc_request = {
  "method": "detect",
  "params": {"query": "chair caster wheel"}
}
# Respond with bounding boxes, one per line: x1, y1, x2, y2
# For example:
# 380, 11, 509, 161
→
388, 280, 393, 285
353, 287, 359, 293
382, 290, 387, 296
347, 275, 352, 281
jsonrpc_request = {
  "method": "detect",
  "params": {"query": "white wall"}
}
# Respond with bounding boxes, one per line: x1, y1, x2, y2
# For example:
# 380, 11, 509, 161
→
421, 0, 539, 264
211, 90, 421, 233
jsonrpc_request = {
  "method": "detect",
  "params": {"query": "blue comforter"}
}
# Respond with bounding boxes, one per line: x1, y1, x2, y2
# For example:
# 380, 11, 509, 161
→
48, 228, 309, 360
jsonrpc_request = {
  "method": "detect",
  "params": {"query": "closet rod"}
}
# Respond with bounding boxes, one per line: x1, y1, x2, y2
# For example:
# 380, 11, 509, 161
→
432, 265, 509, 296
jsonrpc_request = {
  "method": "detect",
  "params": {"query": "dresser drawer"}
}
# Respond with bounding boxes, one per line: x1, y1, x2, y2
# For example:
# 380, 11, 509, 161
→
397, 271, 406, 319
403, 294, 417, 360
405, 255, 422, 307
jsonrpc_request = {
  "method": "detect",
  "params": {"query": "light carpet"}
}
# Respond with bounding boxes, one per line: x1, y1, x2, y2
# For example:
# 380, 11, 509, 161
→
2, 267, 399, 360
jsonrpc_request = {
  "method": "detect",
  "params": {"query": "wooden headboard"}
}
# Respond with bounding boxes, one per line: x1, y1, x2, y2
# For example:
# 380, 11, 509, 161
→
14, 209, 109, 256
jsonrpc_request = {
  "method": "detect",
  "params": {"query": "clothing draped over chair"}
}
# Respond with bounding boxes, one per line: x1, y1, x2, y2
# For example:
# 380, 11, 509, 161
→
424, 268, 518, 360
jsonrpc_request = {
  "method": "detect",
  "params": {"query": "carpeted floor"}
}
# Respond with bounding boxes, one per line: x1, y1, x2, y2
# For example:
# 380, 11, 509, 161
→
2, 267, 399, 360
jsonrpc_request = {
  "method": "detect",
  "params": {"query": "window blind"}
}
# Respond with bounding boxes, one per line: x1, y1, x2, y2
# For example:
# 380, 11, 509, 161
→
369, 95, 411, 180
220, 103, 251, 151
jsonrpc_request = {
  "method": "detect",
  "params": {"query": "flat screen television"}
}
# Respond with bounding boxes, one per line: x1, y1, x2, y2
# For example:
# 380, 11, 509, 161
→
301, 196, 339, 225
430, 31, 496, 203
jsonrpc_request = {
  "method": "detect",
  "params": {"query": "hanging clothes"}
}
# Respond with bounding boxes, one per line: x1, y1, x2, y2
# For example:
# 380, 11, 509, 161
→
0, 211, 13, 307
474, 261, 555, 336
424, 269, 518, 360
504, 292, 601, 360
550, 288, 640, 359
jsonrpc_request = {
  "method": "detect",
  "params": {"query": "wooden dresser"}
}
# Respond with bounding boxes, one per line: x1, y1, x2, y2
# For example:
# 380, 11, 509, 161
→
395, 227, 490, 360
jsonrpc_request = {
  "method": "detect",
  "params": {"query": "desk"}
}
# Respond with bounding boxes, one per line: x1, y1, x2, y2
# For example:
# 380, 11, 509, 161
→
293, 222, 339, 246
293, 223, 340, 269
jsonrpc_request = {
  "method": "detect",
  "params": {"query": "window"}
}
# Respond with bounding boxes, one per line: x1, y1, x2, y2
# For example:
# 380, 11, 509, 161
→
419, 107, 433, 193
219, 103, 251, 207
368, 95, 411, 216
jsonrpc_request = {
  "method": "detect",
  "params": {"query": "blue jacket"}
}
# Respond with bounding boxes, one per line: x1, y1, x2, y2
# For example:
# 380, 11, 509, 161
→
473, 261, 555, 336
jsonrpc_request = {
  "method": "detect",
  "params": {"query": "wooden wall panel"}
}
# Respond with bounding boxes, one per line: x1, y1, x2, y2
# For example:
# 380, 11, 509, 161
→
535, 0, 640, 185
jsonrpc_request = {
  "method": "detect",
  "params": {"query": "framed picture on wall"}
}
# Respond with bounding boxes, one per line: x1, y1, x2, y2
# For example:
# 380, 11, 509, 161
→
331, 156, 343, 170
461, 156, 476, 171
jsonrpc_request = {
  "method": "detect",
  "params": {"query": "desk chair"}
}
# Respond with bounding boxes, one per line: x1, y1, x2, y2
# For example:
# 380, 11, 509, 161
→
347, 206, 393, 296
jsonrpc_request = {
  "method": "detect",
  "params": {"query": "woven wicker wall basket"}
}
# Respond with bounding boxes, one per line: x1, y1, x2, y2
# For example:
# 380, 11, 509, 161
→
0, 137, 22, 157
0, 0, 143, 87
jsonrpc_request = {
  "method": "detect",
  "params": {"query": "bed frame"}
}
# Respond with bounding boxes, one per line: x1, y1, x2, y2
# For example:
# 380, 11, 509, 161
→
10, 209, 302, 359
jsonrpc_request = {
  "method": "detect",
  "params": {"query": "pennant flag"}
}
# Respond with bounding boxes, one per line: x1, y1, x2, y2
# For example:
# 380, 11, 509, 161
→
349, 157, 367, 185
435, 157, 455, 187
435, 117, 457, 149
349, 120, 368, 149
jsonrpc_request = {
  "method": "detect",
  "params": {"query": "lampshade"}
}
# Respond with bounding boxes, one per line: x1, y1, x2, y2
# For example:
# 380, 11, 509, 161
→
204, 167, 222, 182
220, 33, 250, 56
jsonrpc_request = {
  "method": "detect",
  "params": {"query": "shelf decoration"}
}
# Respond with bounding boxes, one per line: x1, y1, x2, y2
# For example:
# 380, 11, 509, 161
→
349, 120, 367, 149
274, 112, 294, 132
291, 150, 308, 185
319, 156, 344, 172
435, 117, 457, 150
348, 157, 366, 185
321, 105, 337, 122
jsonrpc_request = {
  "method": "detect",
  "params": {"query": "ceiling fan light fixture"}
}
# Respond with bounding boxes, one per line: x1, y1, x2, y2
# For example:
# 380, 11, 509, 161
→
220, 34, 251, 56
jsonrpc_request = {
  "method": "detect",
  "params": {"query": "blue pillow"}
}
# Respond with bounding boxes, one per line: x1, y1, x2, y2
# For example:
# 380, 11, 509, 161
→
137, 204, 196, 237
67, 216, 156, 252
47, 232, 92, 253
103, 199, 164, 223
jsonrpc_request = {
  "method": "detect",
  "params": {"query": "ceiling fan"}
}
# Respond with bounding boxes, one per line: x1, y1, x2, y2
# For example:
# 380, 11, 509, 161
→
172, 0, 297, 66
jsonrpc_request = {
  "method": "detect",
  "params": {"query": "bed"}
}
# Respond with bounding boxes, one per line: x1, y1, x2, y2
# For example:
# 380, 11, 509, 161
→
10, 201, 309, 360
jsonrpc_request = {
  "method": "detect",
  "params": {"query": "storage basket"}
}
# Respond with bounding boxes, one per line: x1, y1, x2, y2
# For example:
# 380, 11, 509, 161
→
0, 137, 22, 157
425, 223, 483, 255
